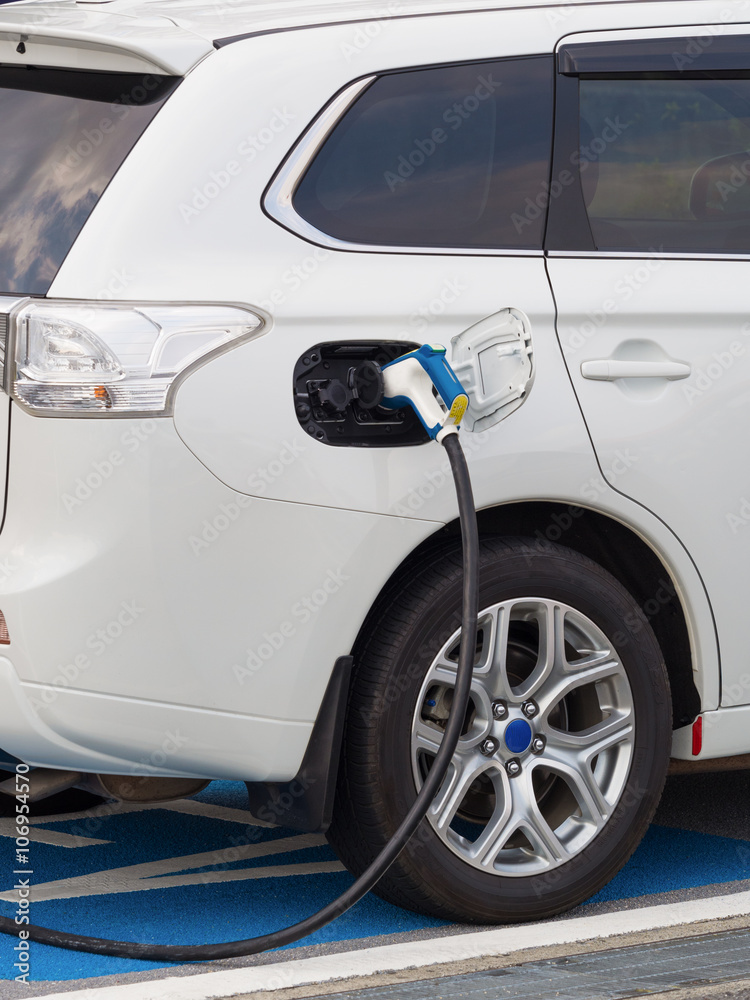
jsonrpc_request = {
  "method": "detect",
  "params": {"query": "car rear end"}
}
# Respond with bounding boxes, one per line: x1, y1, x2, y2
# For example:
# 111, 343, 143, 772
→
0, 5, 440, 789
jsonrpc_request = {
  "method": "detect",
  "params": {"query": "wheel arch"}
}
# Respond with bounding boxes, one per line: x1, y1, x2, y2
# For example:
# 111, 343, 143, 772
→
356, 501, 701, 730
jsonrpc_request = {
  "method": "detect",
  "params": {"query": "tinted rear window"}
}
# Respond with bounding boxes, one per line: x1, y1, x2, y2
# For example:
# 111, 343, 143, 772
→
0, 68, 178, 294
293, 57, 554, 249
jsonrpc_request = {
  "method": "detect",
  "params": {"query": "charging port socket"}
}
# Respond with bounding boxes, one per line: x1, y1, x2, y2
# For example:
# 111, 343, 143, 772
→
293, 341, 429, 447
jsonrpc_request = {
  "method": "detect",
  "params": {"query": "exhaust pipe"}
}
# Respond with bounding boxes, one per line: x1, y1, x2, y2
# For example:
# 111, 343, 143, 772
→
80, 774, 209, 802
0, 768, 81, 802
0, 768, 209, 804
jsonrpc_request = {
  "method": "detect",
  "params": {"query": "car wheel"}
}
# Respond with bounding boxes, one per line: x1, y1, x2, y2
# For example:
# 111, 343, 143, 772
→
327, 536, 672, 922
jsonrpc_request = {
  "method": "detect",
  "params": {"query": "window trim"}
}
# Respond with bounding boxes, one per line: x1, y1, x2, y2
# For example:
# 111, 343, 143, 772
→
263, 70, 547, 257
559, 34, 750, 76
547, 249, 750, 261
544, 69, 595, 252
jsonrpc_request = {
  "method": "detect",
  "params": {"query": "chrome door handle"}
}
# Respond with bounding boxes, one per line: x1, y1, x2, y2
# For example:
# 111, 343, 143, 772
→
581, 360, 691, 381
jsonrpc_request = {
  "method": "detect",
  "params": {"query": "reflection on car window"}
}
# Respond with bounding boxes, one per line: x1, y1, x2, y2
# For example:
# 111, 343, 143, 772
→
579, 77, 750, 252
0, 69, 178, 294
293, 57, 554, 249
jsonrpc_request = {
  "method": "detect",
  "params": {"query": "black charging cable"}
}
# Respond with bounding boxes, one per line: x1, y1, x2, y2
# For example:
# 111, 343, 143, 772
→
0, 432, 478, 961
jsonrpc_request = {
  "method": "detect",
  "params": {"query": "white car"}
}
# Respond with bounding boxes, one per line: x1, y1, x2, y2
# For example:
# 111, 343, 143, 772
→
0, 0, 746, 925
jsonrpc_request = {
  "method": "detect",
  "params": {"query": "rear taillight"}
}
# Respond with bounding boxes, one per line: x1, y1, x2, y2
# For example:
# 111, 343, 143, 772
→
9, 301, 265, 416
691, 716, 703, 756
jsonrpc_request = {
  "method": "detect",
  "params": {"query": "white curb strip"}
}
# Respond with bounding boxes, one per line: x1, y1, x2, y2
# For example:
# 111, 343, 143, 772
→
36, 889, 750, 1000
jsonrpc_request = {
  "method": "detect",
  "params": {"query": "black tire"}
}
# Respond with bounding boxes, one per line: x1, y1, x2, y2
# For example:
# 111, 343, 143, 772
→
327, 536, 671, 923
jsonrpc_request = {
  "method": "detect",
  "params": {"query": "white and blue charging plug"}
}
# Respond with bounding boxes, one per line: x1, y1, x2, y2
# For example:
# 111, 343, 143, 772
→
380, 343, 469, 441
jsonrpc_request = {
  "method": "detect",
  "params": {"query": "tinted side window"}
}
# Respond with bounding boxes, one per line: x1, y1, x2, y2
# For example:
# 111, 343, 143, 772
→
293, 57, 553, 249
0, 68, 178, 294
579, 77, 750, 252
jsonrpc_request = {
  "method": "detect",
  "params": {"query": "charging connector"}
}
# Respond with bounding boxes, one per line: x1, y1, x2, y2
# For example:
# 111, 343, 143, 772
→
380, 344, 469, 442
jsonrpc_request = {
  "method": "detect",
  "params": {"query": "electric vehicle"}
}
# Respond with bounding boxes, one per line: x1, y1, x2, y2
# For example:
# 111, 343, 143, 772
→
0, 0, 745, 928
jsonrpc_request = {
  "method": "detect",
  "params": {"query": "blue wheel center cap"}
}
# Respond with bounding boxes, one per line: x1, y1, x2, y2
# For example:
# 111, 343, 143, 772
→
504, 718, 532, 754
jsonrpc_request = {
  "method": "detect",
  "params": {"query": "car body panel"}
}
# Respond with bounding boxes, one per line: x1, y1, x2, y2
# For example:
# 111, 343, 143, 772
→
0, 407, 436, 779
0, 0, 741, 779
549, 256, 750, 708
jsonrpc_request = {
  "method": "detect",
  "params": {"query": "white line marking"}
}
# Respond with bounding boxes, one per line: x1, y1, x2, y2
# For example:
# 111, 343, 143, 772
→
32, 859, 346, 898
157, 799, 276, 827
35, 890, 750, 1000
0, 821, 109, 848
18, 797, 268, 828
0, 833, 329, 902
4, 859, 344, 902
132, 859, 344, 890
13, 801, 160, 826
0, 797, 268, 851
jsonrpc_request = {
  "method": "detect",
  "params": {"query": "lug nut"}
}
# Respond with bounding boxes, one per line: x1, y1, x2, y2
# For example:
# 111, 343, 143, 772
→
480, 737, 499, 756
531, 735, 546, 754
505, 758, 522, 777
491, 700, 508, 720
522, 700, 539, 719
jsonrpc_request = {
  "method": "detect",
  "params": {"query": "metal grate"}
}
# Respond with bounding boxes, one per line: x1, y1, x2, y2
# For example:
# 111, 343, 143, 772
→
314, 928, 750, 1000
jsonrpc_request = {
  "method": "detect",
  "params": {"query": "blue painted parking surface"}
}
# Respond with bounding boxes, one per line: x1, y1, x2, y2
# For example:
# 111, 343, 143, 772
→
1, 775, 749, 985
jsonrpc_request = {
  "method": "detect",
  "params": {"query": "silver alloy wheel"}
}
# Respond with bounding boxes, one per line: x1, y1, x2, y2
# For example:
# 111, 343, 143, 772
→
411, 598, 635, 877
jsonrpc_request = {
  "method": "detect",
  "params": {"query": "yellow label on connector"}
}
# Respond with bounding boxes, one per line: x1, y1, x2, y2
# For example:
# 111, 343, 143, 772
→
448, 394, 469, 425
